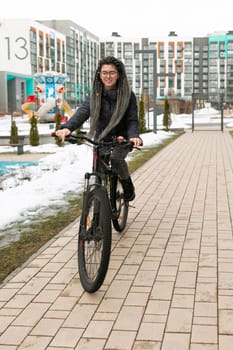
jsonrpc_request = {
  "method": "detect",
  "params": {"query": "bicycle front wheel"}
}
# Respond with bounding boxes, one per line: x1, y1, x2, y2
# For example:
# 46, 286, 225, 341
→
110, 175, 129, 233
78, 187, 112, 293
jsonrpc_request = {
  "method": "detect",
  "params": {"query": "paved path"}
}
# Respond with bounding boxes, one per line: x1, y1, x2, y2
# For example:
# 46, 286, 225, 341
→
1, 129, 233, 349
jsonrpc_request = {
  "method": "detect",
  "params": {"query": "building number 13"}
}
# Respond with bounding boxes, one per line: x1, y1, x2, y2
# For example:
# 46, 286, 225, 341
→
5, 36, 29, 60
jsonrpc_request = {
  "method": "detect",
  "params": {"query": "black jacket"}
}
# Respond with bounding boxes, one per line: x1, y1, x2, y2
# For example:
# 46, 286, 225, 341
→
61, 89, 140, 141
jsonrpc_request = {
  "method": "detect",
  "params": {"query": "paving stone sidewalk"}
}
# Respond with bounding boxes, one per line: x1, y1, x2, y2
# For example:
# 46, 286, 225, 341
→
1, 129, 233, 349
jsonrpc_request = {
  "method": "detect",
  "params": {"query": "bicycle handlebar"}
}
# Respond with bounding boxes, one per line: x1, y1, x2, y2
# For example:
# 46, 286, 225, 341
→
51, 132, 96, 145
51, 132, 143, 149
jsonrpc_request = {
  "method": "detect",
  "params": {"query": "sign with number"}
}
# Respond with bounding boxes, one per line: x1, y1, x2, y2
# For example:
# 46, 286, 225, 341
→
0, 20, 31, 74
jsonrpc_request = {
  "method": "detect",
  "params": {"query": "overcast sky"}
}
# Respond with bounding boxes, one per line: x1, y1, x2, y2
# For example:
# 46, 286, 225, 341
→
1, 0, 232, 39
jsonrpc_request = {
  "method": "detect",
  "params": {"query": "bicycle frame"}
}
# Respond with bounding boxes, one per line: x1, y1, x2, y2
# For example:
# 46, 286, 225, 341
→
82, 141, 112, 199
82, 138, 123, 201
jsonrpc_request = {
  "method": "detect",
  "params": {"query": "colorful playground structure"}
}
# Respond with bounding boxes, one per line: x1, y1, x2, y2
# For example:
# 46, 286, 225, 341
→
21, 71, 73, 122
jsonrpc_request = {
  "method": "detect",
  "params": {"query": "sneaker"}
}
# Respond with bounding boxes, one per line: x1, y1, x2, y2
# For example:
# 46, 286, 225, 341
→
121, 177, 135, 201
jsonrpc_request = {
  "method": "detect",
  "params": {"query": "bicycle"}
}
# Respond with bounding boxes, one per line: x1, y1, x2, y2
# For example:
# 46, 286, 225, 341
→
52, 132, 141, 293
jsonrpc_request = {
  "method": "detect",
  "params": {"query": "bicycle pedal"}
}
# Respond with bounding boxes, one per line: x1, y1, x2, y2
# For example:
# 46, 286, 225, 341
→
128, 204, 135, 208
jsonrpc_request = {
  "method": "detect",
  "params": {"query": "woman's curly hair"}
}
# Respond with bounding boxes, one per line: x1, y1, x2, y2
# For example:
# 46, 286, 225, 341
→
89, 56, 131, 140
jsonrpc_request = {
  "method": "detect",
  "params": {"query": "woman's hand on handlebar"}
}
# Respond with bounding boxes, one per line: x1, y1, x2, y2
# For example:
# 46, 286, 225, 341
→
129, 137, 143, 147
117, 136, 143, 148
55, 128, 71, 142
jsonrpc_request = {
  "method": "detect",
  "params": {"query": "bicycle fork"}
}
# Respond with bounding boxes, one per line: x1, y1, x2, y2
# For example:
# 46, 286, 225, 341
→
79, 172, 111, 242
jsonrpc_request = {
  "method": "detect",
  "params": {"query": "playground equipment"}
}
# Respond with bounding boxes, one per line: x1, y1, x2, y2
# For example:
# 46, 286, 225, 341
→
21, 71, 73, 122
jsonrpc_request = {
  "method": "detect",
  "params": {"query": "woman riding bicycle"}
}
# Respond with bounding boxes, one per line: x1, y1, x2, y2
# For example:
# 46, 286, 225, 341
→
56, 56, 142, 201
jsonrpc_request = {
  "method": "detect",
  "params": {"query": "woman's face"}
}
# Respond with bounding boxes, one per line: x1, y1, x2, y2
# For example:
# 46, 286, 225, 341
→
100, 64, 119, 90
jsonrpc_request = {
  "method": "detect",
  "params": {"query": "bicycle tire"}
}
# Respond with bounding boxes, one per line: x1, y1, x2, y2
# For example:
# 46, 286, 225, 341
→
78, 187, 112, 293
110, 175, 129, 233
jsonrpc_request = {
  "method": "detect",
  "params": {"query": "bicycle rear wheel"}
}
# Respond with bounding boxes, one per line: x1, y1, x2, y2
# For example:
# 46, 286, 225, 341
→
78, 187, 112, 293
110, 175, 129, 232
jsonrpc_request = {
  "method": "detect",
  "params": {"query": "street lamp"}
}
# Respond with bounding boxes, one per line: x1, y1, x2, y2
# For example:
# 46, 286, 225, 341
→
135, 48, 157, 133
220, 89, 224, 132
191, 92, 195, 132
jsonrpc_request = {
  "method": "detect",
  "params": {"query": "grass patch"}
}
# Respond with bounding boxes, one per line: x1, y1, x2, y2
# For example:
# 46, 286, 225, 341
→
0, 197, 83, 283
128, 132, 182, 173
0, 131, 183, 284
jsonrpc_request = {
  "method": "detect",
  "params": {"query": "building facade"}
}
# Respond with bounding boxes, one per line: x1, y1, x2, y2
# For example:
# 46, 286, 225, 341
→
0, 19, 99, 113
40, 20, 99, 107
208, 32, 233, 105
1, 18, 233, 114
101, 31, 233, 109
100, 32, 193, 112
0, 19, 66, 113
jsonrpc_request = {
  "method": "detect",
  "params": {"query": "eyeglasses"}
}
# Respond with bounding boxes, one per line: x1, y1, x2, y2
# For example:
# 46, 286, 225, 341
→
100, 71, 118, 77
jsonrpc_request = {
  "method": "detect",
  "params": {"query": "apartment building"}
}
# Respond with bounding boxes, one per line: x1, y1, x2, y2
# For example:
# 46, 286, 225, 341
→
0, 19, 66, 113
101, 31, 233, 109
0, 19, 99, 113
39, 20, 99, 106
1, 18, 233, 114
208, 31, 233, 105
100, 32, 193, 112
